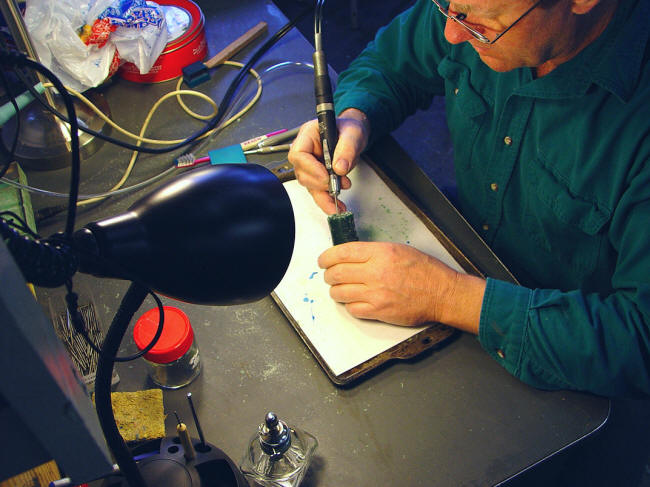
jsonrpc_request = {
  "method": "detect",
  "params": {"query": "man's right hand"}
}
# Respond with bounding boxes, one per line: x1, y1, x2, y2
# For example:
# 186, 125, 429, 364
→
288, 108, 370, 214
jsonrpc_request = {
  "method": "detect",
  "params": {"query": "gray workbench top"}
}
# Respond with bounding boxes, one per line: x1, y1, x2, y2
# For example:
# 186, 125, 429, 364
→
28, 1, 609, 486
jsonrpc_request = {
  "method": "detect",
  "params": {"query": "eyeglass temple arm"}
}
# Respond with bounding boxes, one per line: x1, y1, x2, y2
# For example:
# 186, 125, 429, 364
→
492, 0, 542, 43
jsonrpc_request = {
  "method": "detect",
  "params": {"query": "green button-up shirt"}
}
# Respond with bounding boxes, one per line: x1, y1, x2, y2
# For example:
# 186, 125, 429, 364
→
334, 0, 650, 396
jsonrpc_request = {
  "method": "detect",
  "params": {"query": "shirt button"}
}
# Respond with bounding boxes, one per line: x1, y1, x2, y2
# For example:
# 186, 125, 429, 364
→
482, 223, 489, 231
504, 136, 513, 146
490, 182, 498, 192
454, 87, 459, 95
496, 349, 505, 359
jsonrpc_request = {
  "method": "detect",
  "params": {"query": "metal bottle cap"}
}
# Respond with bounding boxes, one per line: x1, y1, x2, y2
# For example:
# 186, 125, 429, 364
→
258, 412, 292, 460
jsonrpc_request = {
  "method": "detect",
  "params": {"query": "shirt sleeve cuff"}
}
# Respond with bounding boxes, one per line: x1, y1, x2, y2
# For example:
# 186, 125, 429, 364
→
478, 278, 533, 377
334, 92, 394, 145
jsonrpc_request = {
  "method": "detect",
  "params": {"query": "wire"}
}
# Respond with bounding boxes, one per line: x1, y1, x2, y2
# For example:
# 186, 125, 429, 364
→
65, 279, 166, 362
0, 165, 178, 200
0, 62, 313, 203
173, 62, 260, 122
8, 11, 310, 156
0, 69, 20, 179
315, 0, 325, 51
0, 12, 310, 207
11, 63, 208, 155
1, 9, 314, 257
13, 56, 81, 237
264, 60, 315, 74
173, 60, 315, 165
61, 85, 217, 145
0, 62, 261, 208
0, 206, 166, 363
181, 6, 313, 157
76, 61, 262, 207
37, 60, 261, 147
0, 210, 39, 238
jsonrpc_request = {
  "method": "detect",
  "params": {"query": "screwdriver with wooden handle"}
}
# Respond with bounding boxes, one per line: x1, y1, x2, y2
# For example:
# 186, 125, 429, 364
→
182, 21, 268, 87
174, 412, 196, 461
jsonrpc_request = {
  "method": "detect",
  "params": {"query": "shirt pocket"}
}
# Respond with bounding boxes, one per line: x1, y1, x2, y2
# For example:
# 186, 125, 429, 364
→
437, 57, 487, 171
522, 157, 611, 286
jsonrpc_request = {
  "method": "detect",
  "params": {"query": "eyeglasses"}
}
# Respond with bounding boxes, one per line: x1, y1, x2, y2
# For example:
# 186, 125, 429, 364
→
432, 0, 542, 44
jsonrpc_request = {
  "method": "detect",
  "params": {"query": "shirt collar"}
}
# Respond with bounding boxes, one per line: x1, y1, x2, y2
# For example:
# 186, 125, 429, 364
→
516, 0, 648, 102
587, 0, 649, 103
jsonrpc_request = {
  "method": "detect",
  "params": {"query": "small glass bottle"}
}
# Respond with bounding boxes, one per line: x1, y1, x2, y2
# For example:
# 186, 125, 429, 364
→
133, 306, 201, 389
240, 412, 318, 487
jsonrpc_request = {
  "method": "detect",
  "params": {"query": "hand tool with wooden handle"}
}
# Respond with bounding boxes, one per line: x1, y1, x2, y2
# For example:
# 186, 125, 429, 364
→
183, 21, 268, 87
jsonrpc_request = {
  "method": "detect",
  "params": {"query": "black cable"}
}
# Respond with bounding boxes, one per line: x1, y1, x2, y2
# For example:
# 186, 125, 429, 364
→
0, 72, 19, 153
7, 8, 314, 156
0, 54, 82, 237
4, 8, 313, 230
315, 0, 325, 44
64, 280, 166, 362
0, 219, 164, 365
0, 208, 164, 362
0, 210, 38, 238
113, 288, 164, 362
0, 68, 20, 179
0, 7, 314, 281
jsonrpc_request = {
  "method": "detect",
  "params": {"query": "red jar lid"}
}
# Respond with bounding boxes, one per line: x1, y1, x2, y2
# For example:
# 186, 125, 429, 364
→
133, 306, 194, 364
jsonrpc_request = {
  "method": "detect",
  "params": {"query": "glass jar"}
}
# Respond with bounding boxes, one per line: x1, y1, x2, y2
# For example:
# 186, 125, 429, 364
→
133, 306, 201, 389
240, 412, 318, 487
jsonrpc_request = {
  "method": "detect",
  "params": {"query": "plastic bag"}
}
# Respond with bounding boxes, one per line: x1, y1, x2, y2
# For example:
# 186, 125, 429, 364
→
24, 0, 168, 92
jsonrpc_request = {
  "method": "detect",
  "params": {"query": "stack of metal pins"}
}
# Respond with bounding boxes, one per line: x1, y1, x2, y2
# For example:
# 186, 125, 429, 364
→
52, 302, 119, 391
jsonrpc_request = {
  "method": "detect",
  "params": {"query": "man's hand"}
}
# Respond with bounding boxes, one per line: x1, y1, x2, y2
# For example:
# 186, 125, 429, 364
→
288, 108, 370, 214
318, 241, 486, 333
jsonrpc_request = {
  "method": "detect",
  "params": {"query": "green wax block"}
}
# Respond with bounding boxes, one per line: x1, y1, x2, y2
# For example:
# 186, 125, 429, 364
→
328, 211, 359, 245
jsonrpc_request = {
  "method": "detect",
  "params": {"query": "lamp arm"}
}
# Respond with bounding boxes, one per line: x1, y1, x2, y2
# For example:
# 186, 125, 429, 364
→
94, 281, 150, 487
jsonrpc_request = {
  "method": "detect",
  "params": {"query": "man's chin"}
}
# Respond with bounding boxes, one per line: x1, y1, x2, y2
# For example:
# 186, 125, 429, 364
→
477, 52, 517, 72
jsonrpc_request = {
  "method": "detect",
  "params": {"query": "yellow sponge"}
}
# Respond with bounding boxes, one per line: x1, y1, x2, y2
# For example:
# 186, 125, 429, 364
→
94, 389, 165, 443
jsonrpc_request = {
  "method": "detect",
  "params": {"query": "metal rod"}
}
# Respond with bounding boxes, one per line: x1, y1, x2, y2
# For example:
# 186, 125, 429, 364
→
186, 392, 206, 447
0, 0, 56, 106
0, 0, 39, 60
0, 0, 68, 150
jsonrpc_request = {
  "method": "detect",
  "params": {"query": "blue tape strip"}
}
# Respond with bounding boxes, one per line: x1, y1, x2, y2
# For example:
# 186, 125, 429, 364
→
208, 145, 247, 165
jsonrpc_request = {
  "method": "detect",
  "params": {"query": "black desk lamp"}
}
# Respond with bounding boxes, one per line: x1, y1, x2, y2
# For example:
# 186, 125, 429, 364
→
78, 163, 294, 487
2, 163, 295, 486
81, 163, 295, 487
73, 163, 295, 305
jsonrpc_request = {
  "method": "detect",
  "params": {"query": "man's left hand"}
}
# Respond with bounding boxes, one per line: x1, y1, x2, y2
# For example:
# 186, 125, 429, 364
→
318, 241, 486, 333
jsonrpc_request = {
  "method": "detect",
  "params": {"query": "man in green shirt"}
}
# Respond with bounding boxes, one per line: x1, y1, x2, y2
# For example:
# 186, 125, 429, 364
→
288, 0, 650, 398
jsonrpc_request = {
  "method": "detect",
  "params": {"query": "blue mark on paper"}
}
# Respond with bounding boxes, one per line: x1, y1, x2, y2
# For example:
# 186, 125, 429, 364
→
303, 293, 316, 323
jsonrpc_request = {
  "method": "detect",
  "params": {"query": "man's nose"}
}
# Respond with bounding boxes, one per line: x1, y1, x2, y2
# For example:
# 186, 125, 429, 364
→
444, 18, 476, 44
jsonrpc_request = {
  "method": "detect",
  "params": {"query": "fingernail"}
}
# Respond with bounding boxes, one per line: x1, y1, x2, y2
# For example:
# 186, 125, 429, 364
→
335, 159, 349, 173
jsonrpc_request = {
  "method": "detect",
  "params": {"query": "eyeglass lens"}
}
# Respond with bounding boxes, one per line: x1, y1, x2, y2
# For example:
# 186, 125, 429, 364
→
433, 0, 492, 43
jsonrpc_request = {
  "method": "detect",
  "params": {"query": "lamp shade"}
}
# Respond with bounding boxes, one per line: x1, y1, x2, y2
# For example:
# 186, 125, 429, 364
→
73, 164, 295, 305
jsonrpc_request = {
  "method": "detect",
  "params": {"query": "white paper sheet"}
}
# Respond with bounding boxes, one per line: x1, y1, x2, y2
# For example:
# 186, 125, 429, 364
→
274, 159, 465, 377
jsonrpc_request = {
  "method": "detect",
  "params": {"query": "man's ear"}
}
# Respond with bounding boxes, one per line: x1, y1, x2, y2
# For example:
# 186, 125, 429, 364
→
571, 0, 603, 15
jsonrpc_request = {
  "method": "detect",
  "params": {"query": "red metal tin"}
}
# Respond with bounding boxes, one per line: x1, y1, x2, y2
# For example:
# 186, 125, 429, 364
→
118, 0, 206, 83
